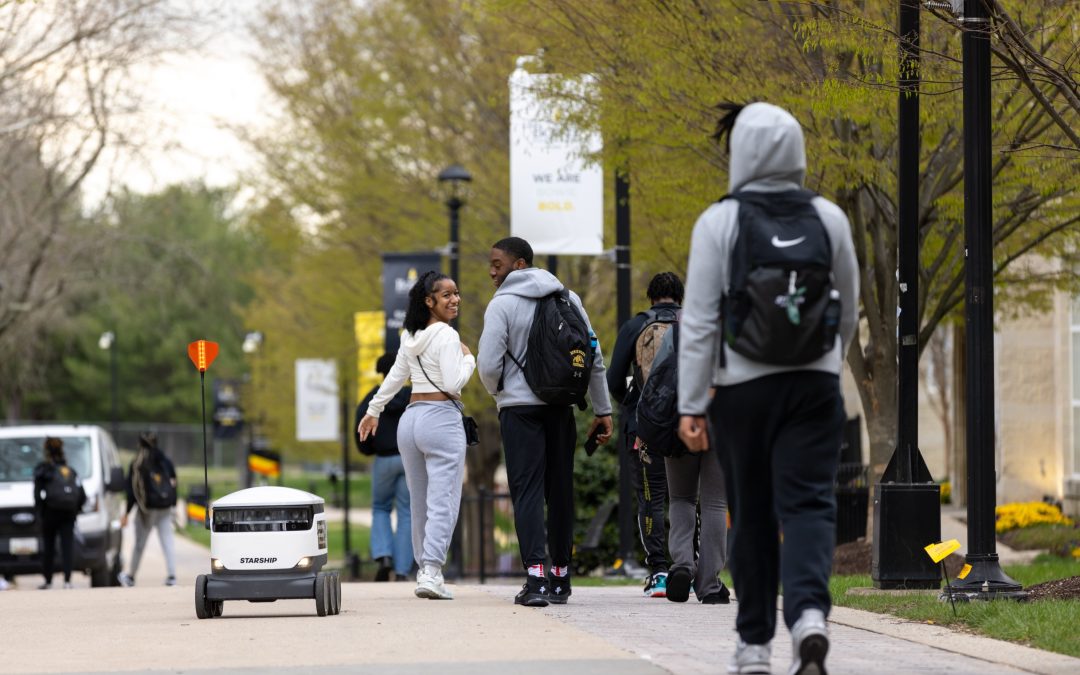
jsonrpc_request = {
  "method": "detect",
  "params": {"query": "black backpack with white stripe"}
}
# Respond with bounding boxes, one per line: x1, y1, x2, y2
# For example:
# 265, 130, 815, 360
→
721, 190, 840, 366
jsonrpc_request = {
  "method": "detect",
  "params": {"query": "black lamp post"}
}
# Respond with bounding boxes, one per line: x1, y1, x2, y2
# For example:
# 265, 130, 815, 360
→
438, 163, 472, 330
437, 163, 471, 578
948, 0, 1023, 600
98, 331, 118, 443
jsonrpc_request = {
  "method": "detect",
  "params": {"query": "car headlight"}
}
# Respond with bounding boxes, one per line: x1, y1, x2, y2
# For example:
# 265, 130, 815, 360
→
211, 558, 225, 571
296, 557, 311, 569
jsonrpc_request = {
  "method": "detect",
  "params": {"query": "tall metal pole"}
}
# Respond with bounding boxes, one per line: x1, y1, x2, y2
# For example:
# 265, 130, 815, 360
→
447, 196, 462, 331
615, 167, 634, 566
896, 0, 921, 482
951, 0, 1022, 597
109, 339, 119, 445
871, 0, 939, 590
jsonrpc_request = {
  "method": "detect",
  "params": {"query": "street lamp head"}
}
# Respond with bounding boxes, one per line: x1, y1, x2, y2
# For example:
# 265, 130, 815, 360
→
242, 331, 264, 354
98, 331, 115, 351
438, 163, 472, 203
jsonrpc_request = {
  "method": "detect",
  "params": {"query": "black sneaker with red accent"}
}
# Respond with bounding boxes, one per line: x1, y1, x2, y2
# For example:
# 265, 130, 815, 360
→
549, 574, 572, 605
514, 575, 550, 607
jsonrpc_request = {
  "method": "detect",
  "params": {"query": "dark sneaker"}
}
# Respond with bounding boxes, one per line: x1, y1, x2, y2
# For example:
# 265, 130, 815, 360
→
666, 566, 692, 603
549, 575, 571, 604
643, 571, 668, 598
514, 576, 550, 607
701, 582, 731, 604
374, 556, 393, 582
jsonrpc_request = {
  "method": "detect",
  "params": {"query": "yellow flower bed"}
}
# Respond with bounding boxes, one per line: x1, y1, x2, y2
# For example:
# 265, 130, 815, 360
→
995, 502, 1074, 533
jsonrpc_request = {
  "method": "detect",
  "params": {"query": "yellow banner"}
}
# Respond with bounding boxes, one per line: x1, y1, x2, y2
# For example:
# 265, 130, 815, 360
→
187, 502, 206, 524
354, 311, 385, 401
924, 539, 962, 564
248, 454, 281, 478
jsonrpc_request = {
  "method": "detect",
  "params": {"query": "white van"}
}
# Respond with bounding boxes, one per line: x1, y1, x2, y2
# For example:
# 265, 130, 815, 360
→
0, 425, 126, 586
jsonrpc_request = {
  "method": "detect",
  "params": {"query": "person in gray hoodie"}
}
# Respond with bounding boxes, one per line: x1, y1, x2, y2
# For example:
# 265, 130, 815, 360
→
478, 236, 613, 607
677, 102, 859, 675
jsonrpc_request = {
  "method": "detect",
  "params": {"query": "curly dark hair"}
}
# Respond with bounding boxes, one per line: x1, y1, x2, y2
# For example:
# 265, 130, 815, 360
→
44, 437, 65, 463
710, 102, 747, 154
492, 237, 534, 267
402, 270, 450, 334
646, 272, 684, 304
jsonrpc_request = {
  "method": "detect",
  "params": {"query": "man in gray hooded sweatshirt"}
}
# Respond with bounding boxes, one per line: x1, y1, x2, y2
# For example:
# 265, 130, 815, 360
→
677, 103, 858, 675
478, 236, 613, 607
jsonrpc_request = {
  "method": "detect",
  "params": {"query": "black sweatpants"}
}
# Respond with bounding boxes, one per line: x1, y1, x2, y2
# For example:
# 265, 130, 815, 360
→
711, 371, 844, 645
499, 405, 577, 570
41, 509, 76, 584
626, 430, 669, 572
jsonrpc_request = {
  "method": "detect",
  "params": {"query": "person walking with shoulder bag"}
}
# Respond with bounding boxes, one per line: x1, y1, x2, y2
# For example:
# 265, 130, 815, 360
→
358, 270, 476, 600
118, 431, 178, 587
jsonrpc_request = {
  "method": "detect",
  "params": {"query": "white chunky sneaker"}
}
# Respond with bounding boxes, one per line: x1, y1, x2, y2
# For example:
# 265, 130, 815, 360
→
728, 639, 771, 674
414, 565, 453, 600
788, 608, 829, 675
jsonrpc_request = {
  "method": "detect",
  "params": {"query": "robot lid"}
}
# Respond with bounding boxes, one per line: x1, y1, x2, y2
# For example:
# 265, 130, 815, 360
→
212, 486, 324, 509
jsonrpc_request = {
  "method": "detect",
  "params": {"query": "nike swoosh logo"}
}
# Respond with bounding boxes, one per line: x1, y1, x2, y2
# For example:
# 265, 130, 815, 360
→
771, 235, 806, 248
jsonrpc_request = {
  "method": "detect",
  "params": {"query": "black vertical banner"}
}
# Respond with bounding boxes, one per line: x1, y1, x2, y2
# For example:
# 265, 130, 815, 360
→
382, 252, 442, 353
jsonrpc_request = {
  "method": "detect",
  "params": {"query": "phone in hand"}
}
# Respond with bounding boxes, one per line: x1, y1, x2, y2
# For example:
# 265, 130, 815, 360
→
584, 427, 604, 456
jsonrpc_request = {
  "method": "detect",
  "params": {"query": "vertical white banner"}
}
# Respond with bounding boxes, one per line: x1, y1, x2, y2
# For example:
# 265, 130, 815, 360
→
295, 359, 339, 442
510, 66, 603, 255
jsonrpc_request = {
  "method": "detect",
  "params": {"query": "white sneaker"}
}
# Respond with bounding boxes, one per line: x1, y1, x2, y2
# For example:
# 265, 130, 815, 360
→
63, 582, 74, 589
788, 608, 829, 675
414, 566, 453, 600
0, 577, 11, 591
728, 639, 771, 674
117, 572, 134, 587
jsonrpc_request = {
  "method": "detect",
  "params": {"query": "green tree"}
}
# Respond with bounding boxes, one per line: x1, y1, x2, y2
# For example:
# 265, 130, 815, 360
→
39, 184, 258, 425
488, 0, 1080, 479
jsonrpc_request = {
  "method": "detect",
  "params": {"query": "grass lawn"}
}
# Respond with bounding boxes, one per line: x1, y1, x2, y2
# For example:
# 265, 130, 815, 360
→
831, 555, 1080, 658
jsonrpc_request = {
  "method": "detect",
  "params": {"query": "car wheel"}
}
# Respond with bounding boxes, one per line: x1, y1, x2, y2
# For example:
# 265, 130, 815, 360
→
212, 600, 224, 617
328, 572, 339, 615
314, 572, 328, 617
334, 572, 342, 615
195, 574, 211, 619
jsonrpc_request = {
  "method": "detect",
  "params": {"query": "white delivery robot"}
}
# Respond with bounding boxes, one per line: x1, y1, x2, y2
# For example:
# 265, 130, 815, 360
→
194, 486, 341, 618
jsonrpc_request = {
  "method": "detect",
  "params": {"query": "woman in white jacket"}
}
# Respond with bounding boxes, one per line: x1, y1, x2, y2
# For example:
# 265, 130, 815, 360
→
358, 270, 475, 600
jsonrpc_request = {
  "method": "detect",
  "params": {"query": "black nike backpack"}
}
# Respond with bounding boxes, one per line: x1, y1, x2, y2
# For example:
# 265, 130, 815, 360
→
509, 289, 595, 408
142, 459, 177, 509
722, 190, 841, 366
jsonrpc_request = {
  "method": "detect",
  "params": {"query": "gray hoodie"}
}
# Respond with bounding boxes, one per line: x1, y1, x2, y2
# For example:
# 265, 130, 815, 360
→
678, 102, 860, 415
478, 267, 612, 415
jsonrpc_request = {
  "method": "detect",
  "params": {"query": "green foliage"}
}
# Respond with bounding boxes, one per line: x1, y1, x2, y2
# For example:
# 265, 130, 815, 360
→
32, 184, 258, 424
833, 555, 1080, 657
487, 0, 1080, 470
572, 410, 621, 575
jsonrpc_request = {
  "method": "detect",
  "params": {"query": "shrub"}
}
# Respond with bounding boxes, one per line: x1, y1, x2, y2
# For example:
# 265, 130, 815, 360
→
995, 502, 1074, 534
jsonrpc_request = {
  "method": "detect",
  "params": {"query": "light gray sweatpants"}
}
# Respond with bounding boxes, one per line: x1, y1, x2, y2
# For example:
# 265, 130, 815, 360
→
666, 452, 728, 600
396, 401, 466, 570
128, 507, 176, 579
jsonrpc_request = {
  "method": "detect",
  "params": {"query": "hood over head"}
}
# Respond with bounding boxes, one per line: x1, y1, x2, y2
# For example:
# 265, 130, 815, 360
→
400, 321, 452, 357
728, 102, 807, 193
495, 267, 564, 300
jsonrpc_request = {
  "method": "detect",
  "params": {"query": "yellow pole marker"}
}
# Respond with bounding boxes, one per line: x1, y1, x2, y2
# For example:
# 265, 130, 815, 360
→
925, 539, 962, 615
957, 564, 972, 580
924, 539, 961, 564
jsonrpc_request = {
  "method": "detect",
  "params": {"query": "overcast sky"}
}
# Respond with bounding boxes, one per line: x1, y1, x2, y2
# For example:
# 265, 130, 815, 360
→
83, 0, 272, 205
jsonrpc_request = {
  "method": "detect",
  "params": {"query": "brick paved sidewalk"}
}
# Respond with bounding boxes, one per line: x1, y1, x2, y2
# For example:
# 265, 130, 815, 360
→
478, 583, 1080, 675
